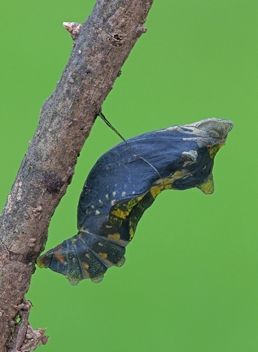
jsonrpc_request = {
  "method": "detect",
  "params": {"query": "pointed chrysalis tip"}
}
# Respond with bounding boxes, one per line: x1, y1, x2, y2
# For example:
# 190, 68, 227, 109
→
197, 173, 214, 194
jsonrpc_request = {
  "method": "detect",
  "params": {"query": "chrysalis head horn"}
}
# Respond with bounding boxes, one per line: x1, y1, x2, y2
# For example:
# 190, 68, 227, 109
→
195, 118, 233, 140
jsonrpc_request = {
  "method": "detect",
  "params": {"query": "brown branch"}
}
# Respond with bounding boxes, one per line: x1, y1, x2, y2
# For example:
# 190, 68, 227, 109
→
6, 298, 48, 352
0, 0, 154, 350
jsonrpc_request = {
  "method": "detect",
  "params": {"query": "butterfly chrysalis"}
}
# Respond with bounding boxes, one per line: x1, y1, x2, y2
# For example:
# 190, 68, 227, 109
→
37, 117, 233, 285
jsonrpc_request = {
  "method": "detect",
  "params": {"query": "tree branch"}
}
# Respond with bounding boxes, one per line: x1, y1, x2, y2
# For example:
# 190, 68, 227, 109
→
0, 0, 154, 350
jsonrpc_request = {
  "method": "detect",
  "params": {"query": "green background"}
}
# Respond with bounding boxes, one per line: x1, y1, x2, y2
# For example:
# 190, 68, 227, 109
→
0, 1, 257, 351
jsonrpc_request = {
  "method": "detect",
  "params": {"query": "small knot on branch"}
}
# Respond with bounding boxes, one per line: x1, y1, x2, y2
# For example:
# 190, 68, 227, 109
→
63, 22, 81, 40
134, 24, 147, 38
137, 24, 147, 33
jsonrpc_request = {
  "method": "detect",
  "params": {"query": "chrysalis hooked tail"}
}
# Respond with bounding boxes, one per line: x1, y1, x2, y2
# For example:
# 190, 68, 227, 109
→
37, 116, 233, 285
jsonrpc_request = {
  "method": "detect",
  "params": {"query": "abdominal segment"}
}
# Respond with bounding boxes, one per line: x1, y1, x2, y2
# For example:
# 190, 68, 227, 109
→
37, 190, 159, 285
37, 232, 125, 285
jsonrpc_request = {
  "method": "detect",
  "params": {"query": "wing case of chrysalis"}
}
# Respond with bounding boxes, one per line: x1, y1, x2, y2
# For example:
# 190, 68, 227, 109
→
37, 118, 233, 285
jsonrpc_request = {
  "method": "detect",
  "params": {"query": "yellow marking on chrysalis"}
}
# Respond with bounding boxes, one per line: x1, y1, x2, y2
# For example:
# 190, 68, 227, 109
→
81, 261, 90, 278
112, 191, 116, 197
36, 257, 45, 268
165, 184, 172, 190
197, 173, 214, 194
98, 252, 108, 259
170, 169, 187, 182
99, 199, 103, 205
108, 233, 121, 240
129, 227, 135, 240
91, 205, 95, 209
95, 210, 100, 215
126, 198, 140, 212
82, 262, 89, 269
155, 177, 171, 185
111, 199, 116, 206
136, 195, 144, 202
106, 194, 109, 200
150, 186, 162, 198
122, 191, 126, 197
208, 144, 223, 159
154, 169, 190, 192
129, 220, 137, 240
110, 208, 128, 219
155, 170, 187, 187
173, 170, 184, 179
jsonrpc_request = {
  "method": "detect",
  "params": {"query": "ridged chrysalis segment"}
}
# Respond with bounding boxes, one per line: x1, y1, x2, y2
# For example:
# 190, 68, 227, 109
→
77, 231, 125, 268
72, 236, 107, 281
37, 240, 83, 285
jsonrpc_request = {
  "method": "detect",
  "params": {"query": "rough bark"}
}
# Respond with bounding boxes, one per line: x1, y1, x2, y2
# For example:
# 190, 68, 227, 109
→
0, 0, 154, 350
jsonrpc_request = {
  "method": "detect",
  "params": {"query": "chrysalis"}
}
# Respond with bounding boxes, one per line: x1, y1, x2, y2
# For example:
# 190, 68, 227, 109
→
37, 117, 233, 285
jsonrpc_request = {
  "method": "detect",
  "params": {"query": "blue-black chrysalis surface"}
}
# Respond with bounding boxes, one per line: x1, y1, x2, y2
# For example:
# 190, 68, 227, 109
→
37, 118, 233, 285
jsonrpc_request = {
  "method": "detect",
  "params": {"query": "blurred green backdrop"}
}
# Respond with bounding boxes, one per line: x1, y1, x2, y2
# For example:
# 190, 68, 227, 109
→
0, 1, 257, 351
